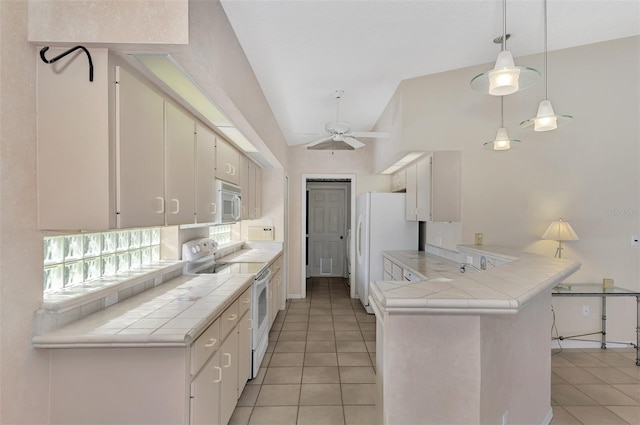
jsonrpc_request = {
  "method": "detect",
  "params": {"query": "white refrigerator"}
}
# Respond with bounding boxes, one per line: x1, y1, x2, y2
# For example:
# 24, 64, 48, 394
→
356, 192, 419, 312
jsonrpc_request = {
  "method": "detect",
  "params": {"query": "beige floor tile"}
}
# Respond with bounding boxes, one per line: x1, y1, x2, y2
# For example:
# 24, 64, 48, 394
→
341, 384, 376, 405
282, 322, 309, 331
563, 406, 629, 425
308, 322, 334, 331
335, 331, 363, 341
553, 367, 606, 384
287, 309, 310, 316
229, 406, 252, 425
279, 331, 308, 341
238, 385, 261, 407
306, 340, 337, 353
291, 299, 311, 304
551, 384, 598, 406
553, 355, 579, 367
256, 384, 301, 406
289, 303, 310, 310
332, 307, 355, 315
307, 331, 336, 341
550, 406, 582, 424
369, 353, 376, 366
618, 367, 640, 381
302, 366, 341, 384
249, 367, 267, 385
285, 315, 310, 323
275, 341, 306, 353
584, 367, 639, 384
266, 340, 276, 353
587, 351, 636, 367
365, 340, 376, 353
338, 353, 372, 367
358, 322, 376, 331
560, 352, 611, 367
299, 383, 343, 406
355, 314, 376, 323
612, 384, 640, 403
264, 367, 303, 384
552, 371, 569, 385
606, 406, 640, 424
297, 406, 345, 425
271, 322, 283, 331
344, 405, 376, 425
336, 315, 358, 323
333, 322, 360, 331
310, 308, 332, 316
336, 340, 368, 353
339, 367, 376, 383
270, 352, 305, 367
249, 406, 298, 425
309, 315, 334, 323
304, 352, 339, 367
361, 331, 376, 341
578, 385, 638, 405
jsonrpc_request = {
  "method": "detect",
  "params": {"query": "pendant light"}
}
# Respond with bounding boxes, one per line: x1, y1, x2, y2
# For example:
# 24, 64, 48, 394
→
470, 0, 540, 96
484, 96, 520, 151
520, 0, 572, 131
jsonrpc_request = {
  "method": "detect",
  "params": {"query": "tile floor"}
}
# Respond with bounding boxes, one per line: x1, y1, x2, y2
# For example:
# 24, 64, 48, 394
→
229, 277, 376, 425
230, 277, 640, 425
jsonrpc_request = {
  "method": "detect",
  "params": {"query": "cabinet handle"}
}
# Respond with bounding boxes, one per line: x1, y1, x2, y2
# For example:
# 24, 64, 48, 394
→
213, 366, 222, 383
248, 319, 253, 330
204, 338, 217, 348
231, 165, 236, 175
243, 297, 251, 304
224, 353, 232, 368
210, 202, 217, 215
228, 314, 238, 321
171, 198, 180, 214
226, 163, 232, 174
156, 197, 165, 214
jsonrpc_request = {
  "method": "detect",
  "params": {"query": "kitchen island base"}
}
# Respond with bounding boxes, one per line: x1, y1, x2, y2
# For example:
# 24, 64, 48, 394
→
374, 293, 554, 425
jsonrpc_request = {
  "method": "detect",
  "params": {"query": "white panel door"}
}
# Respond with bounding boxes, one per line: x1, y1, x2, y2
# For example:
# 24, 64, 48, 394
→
308, 188, 346, 277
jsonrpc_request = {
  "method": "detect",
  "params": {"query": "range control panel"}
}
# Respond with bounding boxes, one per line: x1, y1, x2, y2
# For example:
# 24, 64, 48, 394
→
182, 238, 218, 262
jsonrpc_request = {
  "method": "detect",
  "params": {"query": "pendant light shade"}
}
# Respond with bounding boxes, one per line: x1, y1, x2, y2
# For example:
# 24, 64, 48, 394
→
520, 0, 572, 131
483, 97, 521, 151
471, 0, 540, 96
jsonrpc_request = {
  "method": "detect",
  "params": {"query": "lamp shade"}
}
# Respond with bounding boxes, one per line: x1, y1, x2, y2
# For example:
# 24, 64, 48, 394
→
541, 218, 579, 241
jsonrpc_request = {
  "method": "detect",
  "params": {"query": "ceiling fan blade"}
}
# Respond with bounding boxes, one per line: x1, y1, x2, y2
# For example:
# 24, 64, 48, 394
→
344, 136, 366, 149
349, 131, 391, 138
306, 135, 333, 147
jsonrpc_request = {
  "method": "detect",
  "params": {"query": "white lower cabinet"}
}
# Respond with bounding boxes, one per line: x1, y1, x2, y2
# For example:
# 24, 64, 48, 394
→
191, 351, 222, 425
219, 328, 239, 425
237, 311, 252, 398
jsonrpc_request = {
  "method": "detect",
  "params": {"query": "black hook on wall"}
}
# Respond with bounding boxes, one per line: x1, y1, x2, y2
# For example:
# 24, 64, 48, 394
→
40, 46, 94, 82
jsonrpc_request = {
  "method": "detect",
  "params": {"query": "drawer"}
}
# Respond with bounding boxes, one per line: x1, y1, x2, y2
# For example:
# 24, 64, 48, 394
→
383, 258, 392, 274
239, 286, 252, 318
191, 318, 220, 375
220, 299, 239, 340
383, 271, 393, 281
391, 263, 403, 281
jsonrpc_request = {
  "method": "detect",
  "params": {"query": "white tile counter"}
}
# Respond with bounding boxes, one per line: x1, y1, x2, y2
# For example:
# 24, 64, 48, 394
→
32, 273, 254, 348
373, 246, 581, 425
374, 246, 581, 314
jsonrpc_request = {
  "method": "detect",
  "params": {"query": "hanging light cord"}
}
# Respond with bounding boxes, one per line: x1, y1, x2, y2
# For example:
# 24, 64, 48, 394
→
502, 0, 507, 51
500, 96, 504, 127
543, 0, 548, 100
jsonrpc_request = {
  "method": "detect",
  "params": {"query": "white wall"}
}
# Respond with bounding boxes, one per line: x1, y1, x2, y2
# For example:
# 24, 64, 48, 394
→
378, 36, 640, 342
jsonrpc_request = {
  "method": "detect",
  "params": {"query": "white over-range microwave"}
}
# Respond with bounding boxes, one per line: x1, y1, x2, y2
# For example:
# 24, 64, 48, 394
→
215, 179, 242, 223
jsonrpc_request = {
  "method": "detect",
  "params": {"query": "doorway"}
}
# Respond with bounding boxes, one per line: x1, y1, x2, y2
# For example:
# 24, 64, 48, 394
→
301, 174, 356, 300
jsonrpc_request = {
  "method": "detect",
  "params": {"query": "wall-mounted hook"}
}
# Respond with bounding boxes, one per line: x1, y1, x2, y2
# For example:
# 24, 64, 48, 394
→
40, 46, 94, 82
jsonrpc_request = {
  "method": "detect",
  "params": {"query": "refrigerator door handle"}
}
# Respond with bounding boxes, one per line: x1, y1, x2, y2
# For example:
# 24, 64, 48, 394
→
356, 214, 363, 265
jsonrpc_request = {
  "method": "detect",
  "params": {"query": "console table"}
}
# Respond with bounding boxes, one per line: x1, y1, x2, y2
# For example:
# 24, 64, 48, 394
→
551, 284, 639, 366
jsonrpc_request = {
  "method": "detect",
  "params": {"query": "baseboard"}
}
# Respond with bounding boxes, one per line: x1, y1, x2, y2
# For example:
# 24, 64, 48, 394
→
287, 294, 304, 299
542, 408, 553, 425
551, 340, 634, 349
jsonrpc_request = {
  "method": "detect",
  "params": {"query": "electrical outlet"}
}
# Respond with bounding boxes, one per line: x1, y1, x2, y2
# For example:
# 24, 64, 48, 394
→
582, 305, 590, 317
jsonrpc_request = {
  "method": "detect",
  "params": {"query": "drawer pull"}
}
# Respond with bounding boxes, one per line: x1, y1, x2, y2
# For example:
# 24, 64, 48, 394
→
243, 297, 251, 304
248, 319, 253, 330
228, 314, 238, 321
224, 353, 232, 368
213, 366, 222, 383
204, 338, 217, 348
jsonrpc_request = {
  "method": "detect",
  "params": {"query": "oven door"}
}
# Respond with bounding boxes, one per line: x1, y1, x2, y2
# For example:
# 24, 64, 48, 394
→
251, 269, 271, 377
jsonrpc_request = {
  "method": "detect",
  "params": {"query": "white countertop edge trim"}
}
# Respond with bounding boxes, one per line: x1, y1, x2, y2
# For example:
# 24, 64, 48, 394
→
32, 342, 188, 349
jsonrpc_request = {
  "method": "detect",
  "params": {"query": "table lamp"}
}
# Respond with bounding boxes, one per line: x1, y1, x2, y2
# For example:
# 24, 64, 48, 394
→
542, 218, 579, 258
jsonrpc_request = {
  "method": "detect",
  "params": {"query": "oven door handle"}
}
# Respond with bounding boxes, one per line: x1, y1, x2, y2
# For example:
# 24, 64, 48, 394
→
256, 268, 271, 284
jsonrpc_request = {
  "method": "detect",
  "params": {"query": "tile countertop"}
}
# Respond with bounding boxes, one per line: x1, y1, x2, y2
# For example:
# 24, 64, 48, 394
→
372, 246, 581, 314
33, 248, 283, 349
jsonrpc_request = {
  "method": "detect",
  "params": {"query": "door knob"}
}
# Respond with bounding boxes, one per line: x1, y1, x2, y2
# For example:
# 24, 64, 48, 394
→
340, 236, 344, 239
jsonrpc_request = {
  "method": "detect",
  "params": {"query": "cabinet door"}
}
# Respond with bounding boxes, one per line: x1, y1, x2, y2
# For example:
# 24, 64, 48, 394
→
247, 160, 257, 219
116, 66, 165, 228
392, 169, 406, 192
195, 124, 218, 224
405, 163, 417, 221
215, 138, 240, 185
190, 351, 221, 425
254, 165, 262, 219
277, 271, 285, 311
165, 102, 196, 225
220, 330, 239, 425
239, 155, 250, 220
416, 156, 432, 221
237, 312, 252, 398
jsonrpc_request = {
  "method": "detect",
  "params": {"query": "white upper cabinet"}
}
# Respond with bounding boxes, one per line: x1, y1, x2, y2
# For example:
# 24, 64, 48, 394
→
215, 138, 240, 185
239, 155, 250, 220
164, 102, 196, 225
404, 152, 461, 223
195, 124, 218, 224
391, 169, 407, 192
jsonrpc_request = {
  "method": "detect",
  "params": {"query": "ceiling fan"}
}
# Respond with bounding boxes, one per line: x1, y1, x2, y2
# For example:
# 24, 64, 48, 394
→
306, 90, 390, 150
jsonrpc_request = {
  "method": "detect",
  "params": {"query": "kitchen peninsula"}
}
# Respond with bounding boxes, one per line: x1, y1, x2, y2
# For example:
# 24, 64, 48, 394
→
371, 246, 580, 425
